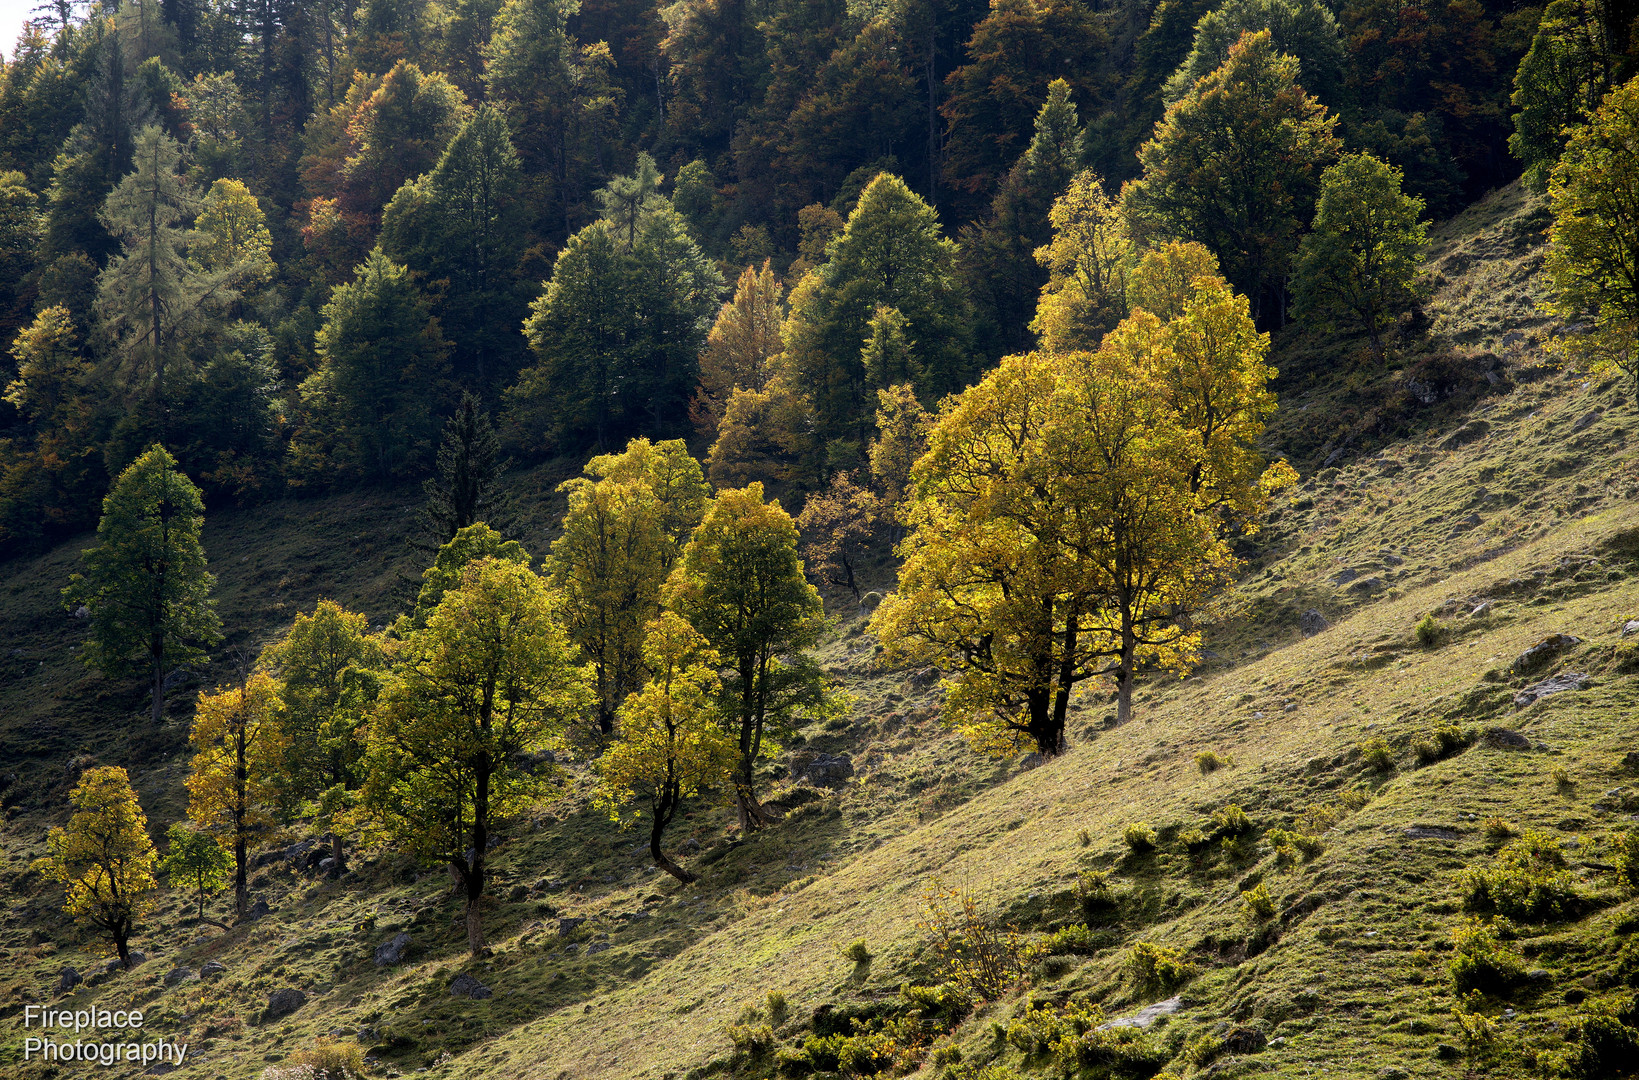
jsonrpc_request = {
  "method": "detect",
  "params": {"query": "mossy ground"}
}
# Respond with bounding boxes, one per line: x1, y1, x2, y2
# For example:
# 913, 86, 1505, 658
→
2, 181, 1637, 1080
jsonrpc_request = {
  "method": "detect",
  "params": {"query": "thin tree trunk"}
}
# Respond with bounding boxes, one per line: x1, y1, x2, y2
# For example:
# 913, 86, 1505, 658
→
151, 651, 165, 725
234, 691, 249, 917
115, 930, 131, 969
649, 789, 695, 883
1116, 610, 1136, 725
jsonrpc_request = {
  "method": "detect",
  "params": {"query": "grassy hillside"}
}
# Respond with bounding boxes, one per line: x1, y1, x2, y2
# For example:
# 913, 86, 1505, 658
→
2, 182, 1638, 1080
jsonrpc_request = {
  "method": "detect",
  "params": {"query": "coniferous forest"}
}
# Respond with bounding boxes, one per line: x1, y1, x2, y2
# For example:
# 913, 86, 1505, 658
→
7, 0, 1639, 1078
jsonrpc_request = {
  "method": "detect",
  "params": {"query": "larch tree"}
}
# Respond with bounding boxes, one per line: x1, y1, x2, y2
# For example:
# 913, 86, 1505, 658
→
1122, 29, 1340, 323
362, 556, 590, 955
1545, 73, 1639, 405
37, 766, 157, 969
160, 822, 232, 925
595, 612, 736, 883
186, 671, 288, 919
691, 260, 784, 438
1161, 0, 1346, 106
1293, 153, 1428, 357
664, 483, 831, 831
63, 444, 221, 726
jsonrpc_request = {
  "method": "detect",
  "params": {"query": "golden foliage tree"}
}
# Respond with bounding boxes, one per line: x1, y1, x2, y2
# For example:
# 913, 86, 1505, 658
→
691, 260, 784, 437
186, 671, 288, 918
595, 613, 736, 883
362, 557, 590, 955
665, 484, 832, 830
1031, 169, 1134, 353
868, 383, 933, 507
795, 471, 881, 602
38, 766, 157, 968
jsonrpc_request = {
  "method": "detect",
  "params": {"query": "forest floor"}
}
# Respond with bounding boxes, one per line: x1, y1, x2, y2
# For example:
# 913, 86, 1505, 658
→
1, 180, 1637, 1080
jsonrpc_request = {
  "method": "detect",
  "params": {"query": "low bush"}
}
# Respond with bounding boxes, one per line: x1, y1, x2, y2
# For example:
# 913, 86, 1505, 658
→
1123, 823, 1157, 854
1359, 737, 1395, 772
1242, 881, 1275, 921
1032, 923, 1110, 957
1267, 827, 1327, 864
1212, 804, 1252, 837
1076, 870, 1117, 918
286, 1043, 365, 1080
726, 1022, 776, 1057
921, 884, 1027, 999
842, 939, 872, 963
1415, 613, 1448, 647
1178, 826, 1210, 852
1459, 829, 1582, 921
1123, 941, 1195, 994
1413, 724, 1475, 765
1559, 1010, 1639, 1079
1482, 817, 1517, 843
767, 991, 789, 1026
1195, 750, 1229, 775
1553, 766, 1575, 793
1614, 830, 1639, 893
1448, 918, 1527, 995
901, 983, 975, 1026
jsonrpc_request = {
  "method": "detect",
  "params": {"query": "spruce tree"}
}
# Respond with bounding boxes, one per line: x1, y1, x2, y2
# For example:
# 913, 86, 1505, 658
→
63, 444, 221, 726
415, 391, 513, 555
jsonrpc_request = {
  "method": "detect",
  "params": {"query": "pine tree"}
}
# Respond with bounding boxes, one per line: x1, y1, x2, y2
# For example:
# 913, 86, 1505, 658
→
63, 444, 221, 726
36, 767, 157, 968
414, 392, 513, 555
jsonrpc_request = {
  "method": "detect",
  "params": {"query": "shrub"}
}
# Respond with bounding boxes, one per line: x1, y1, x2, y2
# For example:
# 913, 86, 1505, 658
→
1553, 766, 1575, 793
902, 983, 974, 1026
1615, 830, 1639, 893
288, 1043, 365, 1080
1359, 737, 1395, 772
1053, 1020, 1166, 1072
1076, 870, 1116, 918
1178, 826, 1210, 852
843, 939, 872, 963
921, 884, 1027, 999
1451, 1001, 1497, 1063
1482, 817, 1517, 843
1415, 613, 1447, 647
767, 990, 789, 1026
1123, 941, 1195, 994
1180, 1032, 1225, 1068
727, 1022, 776, 1056
1413, 724, 1475, 765
1459, 830, 1582, 921
1242, 881, 1275, 921
1296, 802, 1343, 834
1561, 1011, 1639, 1079
1221, 833, 1255, 862
1195, 750, 1229, 775
1077, 827, 1091, 847
1123, 823, 1157, 854
1212, 804, 1252, 837
1448, 918, 1527, 995
1267, 827, 1326, 864
1033, 923, 1110, 957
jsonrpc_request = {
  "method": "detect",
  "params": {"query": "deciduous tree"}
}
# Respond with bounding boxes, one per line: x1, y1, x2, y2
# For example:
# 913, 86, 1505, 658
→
37, 766, 157, 968
186, 671, 287, 918
1510, 0, 1618, 191
796, 471, 880, 602
691, 260, 783, 438
595, 613, 735, 883
63, 444, 221, 725
362, 556, 590, 955
160, 822, 231, 925
1031, 169, 1133, 354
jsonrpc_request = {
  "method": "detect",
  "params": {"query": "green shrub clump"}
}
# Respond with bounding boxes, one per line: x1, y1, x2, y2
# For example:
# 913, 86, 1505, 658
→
1195, 750, 1229, 775
1413, 724, 1475, 765
1123, 941, 1195, 994
1032, 923, 1109, 957
1123, 823, 1157, 854
1459, 829, 1582, 921
1448, 917, 1527, 995
1267, 827, 1326, 866
1415, 613, 1447, 647
1212, 804, 1252, 837
1359, 737, 1395, 772
1615, 830, 1639, 893
1242, 881, 1275, 921
1076, 870, 1117, 918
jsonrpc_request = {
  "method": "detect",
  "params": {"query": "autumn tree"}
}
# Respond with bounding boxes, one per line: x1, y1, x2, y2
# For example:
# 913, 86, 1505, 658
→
691, 260, 784, 438
868, 383, 932, 506
193, 177, 274, 289
408, 522, 531, 626
703, 381, 812, 491
665, 483, 831, 830
186, 671, 288, 918
37, 767, 157, 968
1293, 153, 1428, 356
362, 556, 590, 955
584, 437, 711, 552
1161, 0, 1345, 106
1031, 169, 1134, 354
595, 613, 735, 883
1545, 75, 1639, 405
63, 444, 221, 725
1122, 29, 1340, 322
160, 822, 231, 925
796, 471, 880, 602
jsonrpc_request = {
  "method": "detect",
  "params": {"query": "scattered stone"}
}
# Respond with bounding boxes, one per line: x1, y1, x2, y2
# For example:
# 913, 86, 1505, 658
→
1526, 969, 1552, 984
1434, 1044, 1461, 1060
162, 966, 195, 987
72, 604, 89, 619
1482, 727, 1532, 750
1625, 619, 1639, 637
126, 951, 146, 966
1299, 610, 1330, 636
317, 857, 336, 874
794, 752, 854, 788
1223, 1026, 1266, 1053
1350, 576, 1385, 592
1572, 410, 1601, 432
374, 932, 412, 967
584, 943, 612, 956
54, 966, 81, 995
1511, 635, 1581, 675
263, 988, 306, 1021
240, 899, 271, 923
448, 974, 491, 1000
159, 668, 196, 694
1515, 672, 1590, 709
1623, 751, 1639, 775
557, 917, 586, 937
1404, 826, 1463, 840
1330, 568, 1359, 585
1097, 996, 1183, 1030
1471, 601, 1494, 618
200, 961, 227, 978
507, 884, 529, 903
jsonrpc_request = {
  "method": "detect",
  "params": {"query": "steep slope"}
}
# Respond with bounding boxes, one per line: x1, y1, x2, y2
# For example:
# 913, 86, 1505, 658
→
2, 182, 1637, 1080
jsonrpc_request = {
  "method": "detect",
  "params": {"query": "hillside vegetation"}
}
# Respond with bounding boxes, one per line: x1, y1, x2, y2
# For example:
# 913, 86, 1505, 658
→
2, 181, 1637, 1080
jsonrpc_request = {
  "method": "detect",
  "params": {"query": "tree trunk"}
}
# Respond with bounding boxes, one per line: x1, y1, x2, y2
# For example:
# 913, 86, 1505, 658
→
330, 832, 345, 876
463, 865, 485, 956
649, 791, 695, 884
1115, 619, 1136, 725
150, 653, 165, 726
467, 749, 491, 954
115, 928, 131, 969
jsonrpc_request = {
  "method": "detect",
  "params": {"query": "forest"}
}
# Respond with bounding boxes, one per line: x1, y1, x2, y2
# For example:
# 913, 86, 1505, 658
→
10, 0, 1639, 1077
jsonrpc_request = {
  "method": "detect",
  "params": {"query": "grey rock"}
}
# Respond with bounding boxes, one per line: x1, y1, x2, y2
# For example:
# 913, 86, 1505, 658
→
1572, 411, 1601, 432
126, 950, 146, 966
1350, 576, 1385, 592
374, 932, 412, 967
200, 960, 227, 978
240, 899, 271, 923
72, 604, 89, 619
1299, 609, 1330, 636
448, 973, 491, 999
1624, 619, 1639, 637
1330, 568, 1359, 586
54, 966, 81, 995
1471, 601, 1494, 618
584, 942, 612, 955
557, 917, 587, 937
1527, 969, 1553, 984
162, 966, 195, 987
1515, 672, 1590, 709
263, 988, 306, 1021
159, 668, 196, 694
1224, 1026, 1267, 1053
1482, 727, 1532, 750
1097, 995, 1183, 1030
796, 752, 854, 788
1512, 635, 1581, 675
1404, 826, 1463, 840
